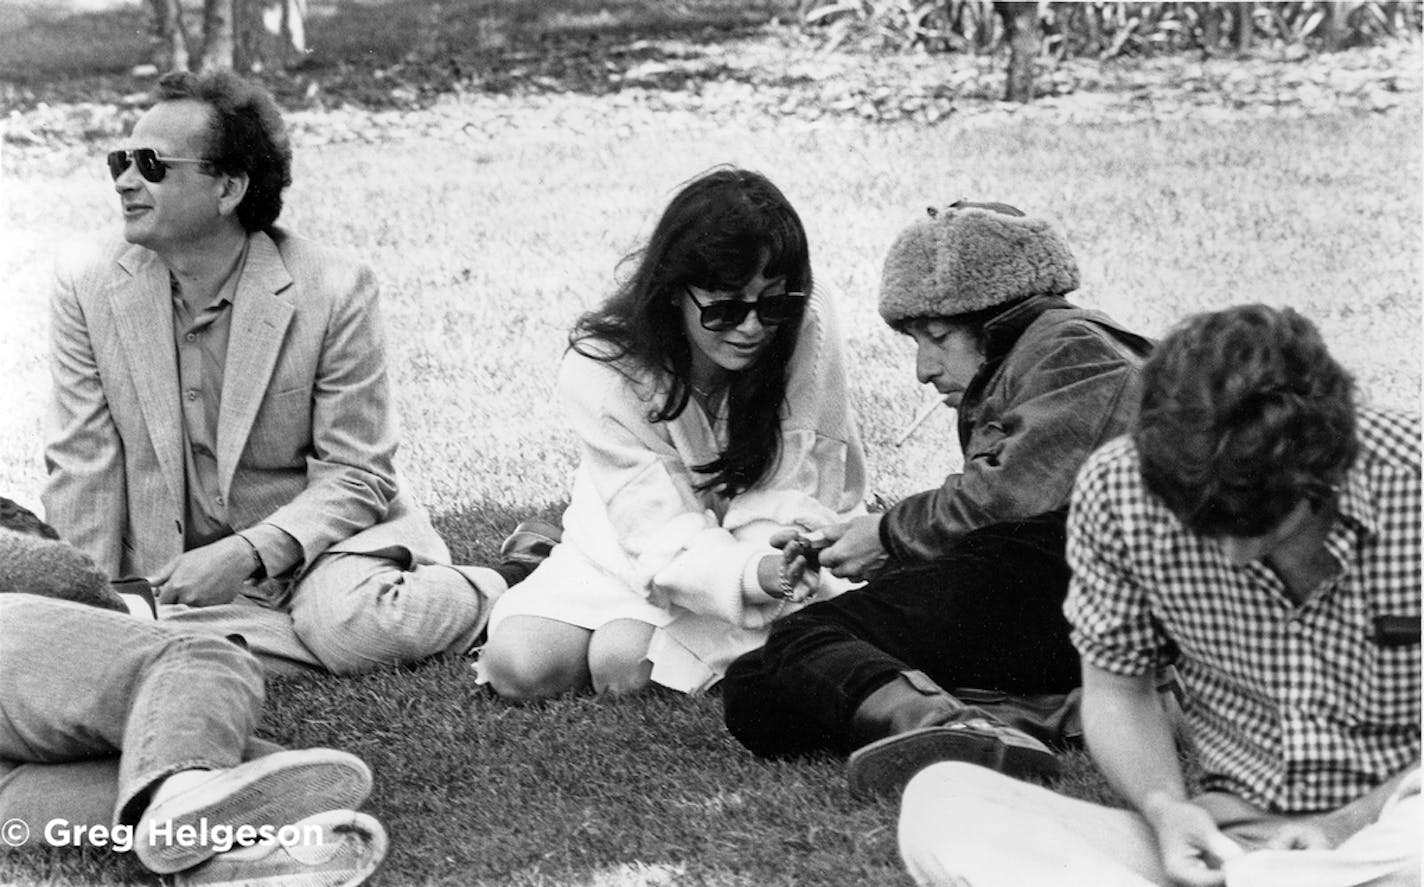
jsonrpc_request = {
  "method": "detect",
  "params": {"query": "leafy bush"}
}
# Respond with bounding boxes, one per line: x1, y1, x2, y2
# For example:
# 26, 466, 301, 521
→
801, 1, 1423, 57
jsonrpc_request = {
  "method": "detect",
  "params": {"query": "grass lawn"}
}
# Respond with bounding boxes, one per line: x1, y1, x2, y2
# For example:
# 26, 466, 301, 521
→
0, 15, 1421, 885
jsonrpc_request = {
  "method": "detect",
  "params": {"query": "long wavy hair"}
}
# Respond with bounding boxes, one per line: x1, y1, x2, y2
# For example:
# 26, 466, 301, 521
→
571, 167, 811, 497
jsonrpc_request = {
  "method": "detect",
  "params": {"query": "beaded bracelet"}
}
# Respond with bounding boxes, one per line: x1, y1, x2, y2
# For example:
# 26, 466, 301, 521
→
773, 567, 798, 601
773, 550, 812, 603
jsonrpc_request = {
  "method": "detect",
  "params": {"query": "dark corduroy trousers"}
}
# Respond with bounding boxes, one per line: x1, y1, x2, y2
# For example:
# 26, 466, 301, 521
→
722, 512, 1081, 758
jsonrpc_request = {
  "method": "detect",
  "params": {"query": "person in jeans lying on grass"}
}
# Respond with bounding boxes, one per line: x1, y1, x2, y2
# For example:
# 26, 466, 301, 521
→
477, 167, 867, 699
899, 305, 1420, 887
721, 201, 1154, 798
43, 69, 515, 677
0, 499, 387, 886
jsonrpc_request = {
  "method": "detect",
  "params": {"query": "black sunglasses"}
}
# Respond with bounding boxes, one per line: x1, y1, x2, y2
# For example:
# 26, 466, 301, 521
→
107, 148, 212, 183
685, 287, 807, 332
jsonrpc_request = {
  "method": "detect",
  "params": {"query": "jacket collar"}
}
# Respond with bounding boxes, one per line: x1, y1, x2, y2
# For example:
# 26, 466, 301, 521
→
216, 230, 295, 494
957, 294, 1074, 427
980, 294, 1075, 363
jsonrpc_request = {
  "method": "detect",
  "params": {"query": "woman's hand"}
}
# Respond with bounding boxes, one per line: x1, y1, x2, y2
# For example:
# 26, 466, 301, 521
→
760, 529, 825, 603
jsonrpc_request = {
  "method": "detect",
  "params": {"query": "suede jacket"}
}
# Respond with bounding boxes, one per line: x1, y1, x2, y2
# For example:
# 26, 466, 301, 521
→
880, 294, 1154, 563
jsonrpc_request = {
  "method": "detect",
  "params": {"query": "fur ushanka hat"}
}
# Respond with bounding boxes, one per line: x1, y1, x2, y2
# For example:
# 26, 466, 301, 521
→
878, 201, 1080, 325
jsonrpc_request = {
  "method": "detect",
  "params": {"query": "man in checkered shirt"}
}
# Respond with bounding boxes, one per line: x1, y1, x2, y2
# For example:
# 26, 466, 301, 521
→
896, 304, 1420, 887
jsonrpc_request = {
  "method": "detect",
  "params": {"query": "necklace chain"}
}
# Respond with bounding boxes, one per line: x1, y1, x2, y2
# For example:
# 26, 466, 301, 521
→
692, 378, 725, 399
691, 381, 724, 416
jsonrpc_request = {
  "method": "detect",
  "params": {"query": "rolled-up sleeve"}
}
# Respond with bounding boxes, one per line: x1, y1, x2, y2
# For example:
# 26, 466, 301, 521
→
1063, 440, 1164, 676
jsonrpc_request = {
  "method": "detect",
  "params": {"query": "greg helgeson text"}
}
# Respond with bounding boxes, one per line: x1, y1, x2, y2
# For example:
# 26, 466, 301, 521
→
0, 817, 325, 853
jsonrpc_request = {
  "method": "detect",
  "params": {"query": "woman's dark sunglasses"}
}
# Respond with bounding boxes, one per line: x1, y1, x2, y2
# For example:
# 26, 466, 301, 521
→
685, 287, 807, 332
106, 148, 211, 183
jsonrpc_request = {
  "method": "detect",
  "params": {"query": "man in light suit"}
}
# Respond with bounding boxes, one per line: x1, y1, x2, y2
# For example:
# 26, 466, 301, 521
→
43, 70, 513, 676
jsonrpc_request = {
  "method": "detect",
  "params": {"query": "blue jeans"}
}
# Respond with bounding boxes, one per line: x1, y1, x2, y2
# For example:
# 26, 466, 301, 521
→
0, 596, 274, 838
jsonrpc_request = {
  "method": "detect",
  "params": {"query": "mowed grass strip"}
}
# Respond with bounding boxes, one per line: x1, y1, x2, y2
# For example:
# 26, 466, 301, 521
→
0, 101, 1419, 885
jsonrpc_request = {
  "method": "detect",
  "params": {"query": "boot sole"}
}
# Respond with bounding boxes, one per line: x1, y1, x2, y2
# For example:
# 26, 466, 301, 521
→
846, 725, 1061, 800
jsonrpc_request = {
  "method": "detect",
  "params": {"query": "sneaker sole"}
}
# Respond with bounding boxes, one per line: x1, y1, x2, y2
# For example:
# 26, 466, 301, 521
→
136, 749, 374, 874
846, 725, 1061, 800
175, 809, 389, 887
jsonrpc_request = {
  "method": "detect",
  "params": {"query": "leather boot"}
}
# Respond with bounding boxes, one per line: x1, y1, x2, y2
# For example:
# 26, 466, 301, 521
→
846, 670, 1061, 800
850, 669, 969, 743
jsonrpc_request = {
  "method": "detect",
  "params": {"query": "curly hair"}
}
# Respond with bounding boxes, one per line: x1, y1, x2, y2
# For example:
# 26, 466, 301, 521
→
571, 166, 810, 498
154, 70, 293, 232
1135, 304, 1357, 537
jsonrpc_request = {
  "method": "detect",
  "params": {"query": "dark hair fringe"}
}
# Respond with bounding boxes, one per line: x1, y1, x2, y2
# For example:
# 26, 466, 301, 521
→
1134, 304, 1358, 537
570, 166, 812, 497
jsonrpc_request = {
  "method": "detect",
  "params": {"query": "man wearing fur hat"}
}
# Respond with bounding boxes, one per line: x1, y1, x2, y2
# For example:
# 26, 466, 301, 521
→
722, 200, 1153, 797
897, 305, 1419, 886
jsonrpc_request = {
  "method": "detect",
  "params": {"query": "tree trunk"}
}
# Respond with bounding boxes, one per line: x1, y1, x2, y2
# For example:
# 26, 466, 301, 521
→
1380, 1, 1400, 37
1234, 1, 1254, 54
200, 0, 235, 72
148, 0, 191, 71
1321, 0, 1349, 51
1079, 2, 1103, 56
282, 0, 308, 58
995, 1, 1038, 103
203, 0, 307, 72
1199, 1, 1220, 56
976, 0, 996, 52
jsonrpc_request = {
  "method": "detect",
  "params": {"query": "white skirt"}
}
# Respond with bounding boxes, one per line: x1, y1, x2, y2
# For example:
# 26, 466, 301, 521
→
477, 539, 772, 695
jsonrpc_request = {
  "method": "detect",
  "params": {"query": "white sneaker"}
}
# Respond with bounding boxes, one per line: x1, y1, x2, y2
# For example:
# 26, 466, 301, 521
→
135, 748, 373, 874
175, 809, 388, 887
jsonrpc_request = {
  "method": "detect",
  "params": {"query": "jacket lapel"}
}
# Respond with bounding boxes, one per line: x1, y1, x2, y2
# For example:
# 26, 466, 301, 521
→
111, 245, 186, 512
217, 231, 294, 496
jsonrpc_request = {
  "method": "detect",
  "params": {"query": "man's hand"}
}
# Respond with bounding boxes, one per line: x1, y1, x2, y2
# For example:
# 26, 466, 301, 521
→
1146, 798, 1245, 887
1194, 791, 1340, 852
817, 515, 889, 581
1259, 818, 1334, 851
149, 535, 258, 607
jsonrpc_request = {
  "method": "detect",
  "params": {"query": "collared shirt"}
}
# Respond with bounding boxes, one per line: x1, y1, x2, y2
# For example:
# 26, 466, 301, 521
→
170, 241, 303, 577
1066, 406, 1421, 813
172, 253, 241, 551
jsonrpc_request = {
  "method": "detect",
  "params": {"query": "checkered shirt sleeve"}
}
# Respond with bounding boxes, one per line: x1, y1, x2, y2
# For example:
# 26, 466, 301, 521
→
1065, 436, 1171, 676
1065, 408, 1422, 813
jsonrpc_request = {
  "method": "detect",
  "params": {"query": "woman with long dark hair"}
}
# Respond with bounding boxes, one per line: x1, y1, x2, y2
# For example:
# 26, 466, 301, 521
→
477, 167, 866, 699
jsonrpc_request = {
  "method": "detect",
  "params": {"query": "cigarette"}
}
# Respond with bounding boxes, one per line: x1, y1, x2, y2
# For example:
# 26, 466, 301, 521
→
894, 398, 945, 448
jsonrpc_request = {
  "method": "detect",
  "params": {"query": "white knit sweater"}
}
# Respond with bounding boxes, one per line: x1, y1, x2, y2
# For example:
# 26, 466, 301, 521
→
555, 288, 868, 629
